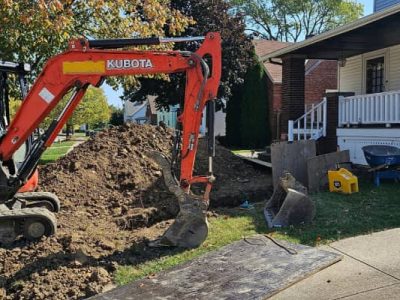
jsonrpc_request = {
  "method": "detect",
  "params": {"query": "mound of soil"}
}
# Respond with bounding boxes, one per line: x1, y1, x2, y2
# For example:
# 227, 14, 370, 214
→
0, 123, 272, 299
196, 141, 272, 207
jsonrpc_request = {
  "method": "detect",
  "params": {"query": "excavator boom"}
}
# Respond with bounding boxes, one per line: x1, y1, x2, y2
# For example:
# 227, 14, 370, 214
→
0, 33, 221, 247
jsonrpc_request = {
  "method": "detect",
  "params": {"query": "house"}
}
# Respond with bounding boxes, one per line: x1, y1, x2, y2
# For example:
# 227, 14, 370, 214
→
261, 1, 400, 165
123, 100, 147, 124
157, 104, 179, 128
123, 95, 157, 124
253, 40, 337, 141
156, 103, 226, 136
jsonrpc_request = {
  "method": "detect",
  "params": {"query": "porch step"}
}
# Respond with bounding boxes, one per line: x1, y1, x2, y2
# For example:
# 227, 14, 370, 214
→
289, 98, 327, 142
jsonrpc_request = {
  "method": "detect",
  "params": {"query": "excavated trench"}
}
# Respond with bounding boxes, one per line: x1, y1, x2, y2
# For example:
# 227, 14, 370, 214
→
0, 123, 272, 299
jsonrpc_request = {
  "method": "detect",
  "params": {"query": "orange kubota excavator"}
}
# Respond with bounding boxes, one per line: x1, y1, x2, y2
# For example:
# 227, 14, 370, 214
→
0, 32, 221, 248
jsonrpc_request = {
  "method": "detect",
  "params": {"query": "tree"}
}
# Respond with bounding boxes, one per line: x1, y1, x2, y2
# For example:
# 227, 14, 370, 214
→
230, 0, 363, 42
38, 87, 110, 136
0, 0, 192, 89
124, 0, 255, 109
71, 87, 110, 128
109, 105, 124, 126
240, 61, 270, 148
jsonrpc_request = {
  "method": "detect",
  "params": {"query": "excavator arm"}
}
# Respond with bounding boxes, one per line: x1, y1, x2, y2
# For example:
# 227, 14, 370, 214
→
0, 33, 221, 247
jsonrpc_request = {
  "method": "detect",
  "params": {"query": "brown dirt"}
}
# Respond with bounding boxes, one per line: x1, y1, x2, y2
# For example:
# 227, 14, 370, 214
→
0, 123, 272, 299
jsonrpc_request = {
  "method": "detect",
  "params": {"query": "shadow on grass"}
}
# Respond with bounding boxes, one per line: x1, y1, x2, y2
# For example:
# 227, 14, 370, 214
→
229, 180, 400, 247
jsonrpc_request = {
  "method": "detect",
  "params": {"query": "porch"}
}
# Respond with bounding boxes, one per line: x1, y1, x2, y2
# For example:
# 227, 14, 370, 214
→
261, 4, 400, 163
338, 90, 400, 127
337, 90, 400, 164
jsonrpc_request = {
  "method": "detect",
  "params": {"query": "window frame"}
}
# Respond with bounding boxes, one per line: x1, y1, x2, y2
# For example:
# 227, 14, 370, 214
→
362, 48, 389, 94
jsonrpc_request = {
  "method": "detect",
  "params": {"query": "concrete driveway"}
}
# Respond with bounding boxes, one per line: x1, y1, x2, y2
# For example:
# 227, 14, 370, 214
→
270, 228, 400, 300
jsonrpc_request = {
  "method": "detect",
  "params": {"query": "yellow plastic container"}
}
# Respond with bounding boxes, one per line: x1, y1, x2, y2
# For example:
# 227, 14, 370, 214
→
328, 168, 359, 194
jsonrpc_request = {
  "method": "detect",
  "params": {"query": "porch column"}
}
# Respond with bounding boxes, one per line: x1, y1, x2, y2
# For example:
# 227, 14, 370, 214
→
280, 55, 306, 139
317, 92, 354, 154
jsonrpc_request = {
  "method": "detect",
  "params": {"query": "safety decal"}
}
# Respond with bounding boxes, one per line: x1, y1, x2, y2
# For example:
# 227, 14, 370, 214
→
39, 87, 55, 104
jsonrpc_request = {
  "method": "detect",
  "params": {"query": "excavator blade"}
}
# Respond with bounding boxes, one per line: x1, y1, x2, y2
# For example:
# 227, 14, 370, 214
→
147, 151, 209, 248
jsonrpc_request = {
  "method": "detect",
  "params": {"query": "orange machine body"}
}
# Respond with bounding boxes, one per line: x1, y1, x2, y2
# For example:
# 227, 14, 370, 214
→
18, 170, 38, 193
0, 33, 221, 197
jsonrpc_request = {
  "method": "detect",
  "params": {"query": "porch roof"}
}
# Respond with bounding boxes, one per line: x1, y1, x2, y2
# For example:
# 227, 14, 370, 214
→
261, 4, 400, 61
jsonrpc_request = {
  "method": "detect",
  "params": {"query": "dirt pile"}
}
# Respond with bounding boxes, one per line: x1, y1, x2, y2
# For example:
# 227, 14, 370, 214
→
196, 140, 272, 207
0, 123, 272, 299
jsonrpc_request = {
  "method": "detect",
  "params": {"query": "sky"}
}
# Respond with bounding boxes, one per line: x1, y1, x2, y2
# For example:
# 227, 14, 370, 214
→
102, 0, 375, 108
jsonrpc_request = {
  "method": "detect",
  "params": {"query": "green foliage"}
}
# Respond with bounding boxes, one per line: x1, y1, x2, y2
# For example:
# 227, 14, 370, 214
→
230, 0, 364, 41
109, 105, 124, 126
72, 87, 110, 127
239, 62, 270, 148
40, 87, 110, 129
0, 0, 192, 91
126, 0, 255, 110
226, 61, 270, 148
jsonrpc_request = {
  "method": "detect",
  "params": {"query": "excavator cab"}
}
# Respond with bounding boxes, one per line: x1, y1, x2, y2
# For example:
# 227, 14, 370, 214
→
0, 61, 60, 243
0, 62, 40, 194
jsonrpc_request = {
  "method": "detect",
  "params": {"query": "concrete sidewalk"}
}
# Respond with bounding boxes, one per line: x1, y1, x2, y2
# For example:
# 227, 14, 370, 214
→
270, 228, 400, 300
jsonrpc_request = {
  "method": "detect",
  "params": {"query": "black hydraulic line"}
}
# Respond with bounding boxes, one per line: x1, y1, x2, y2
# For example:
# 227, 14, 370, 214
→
88, 37, 161, 49
0, 72, 7, 128
88, 36, 205, 49
4, 74, 10, 125
206, 100, 215, 158
206, 100, 215, 176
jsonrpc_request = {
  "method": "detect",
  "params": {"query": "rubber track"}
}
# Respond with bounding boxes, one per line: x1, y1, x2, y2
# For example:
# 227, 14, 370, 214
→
0, 207, 57, 235
14, 192, 61, 212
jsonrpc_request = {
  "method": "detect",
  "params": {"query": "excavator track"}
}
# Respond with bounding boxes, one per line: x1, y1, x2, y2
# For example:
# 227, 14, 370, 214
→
14, 191, 61, 212
0, 207, 57, 244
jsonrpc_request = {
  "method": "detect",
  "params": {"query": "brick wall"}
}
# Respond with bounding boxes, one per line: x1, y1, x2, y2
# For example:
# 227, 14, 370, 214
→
280, 55, 305, 136
268, 80, 282, 141
305, 60, 338, 105
264, 58, 337, 141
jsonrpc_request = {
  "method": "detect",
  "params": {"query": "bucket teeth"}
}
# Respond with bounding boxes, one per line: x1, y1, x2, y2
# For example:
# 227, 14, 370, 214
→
147, 151, 209, 248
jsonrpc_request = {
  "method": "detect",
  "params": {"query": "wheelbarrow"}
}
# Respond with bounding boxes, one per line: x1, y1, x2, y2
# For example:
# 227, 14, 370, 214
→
362, 145, 400, 186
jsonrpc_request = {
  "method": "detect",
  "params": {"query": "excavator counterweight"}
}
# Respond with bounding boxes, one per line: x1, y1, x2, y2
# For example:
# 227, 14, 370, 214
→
0, 33, 221, 247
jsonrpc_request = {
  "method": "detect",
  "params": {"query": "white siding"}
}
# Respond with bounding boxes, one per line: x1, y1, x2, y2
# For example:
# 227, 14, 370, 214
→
339, 55, 362, 95
339, 44, 400, 95
389, 44, 400, 90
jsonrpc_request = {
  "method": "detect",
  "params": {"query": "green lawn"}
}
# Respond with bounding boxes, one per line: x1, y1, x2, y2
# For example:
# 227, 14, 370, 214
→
273, 181, 400, 246
39, 140, 77, 164
114, 180, 400, 285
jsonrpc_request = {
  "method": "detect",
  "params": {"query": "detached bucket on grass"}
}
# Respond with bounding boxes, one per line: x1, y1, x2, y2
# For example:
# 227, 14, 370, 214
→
264, 173, 315, 228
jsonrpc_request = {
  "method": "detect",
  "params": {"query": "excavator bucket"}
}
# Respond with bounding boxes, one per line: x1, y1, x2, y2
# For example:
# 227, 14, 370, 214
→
264, 173, 315, 228
147, 152, 209, 248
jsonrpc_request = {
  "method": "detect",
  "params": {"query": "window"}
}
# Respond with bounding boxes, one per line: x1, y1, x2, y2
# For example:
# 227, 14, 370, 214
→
366, 56, 385, 94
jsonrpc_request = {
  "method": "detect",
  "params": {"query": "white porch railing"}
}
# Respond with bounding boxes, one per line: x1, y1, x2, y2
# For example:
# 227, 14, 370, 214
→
288, 97, 327, 142
339, 90, 400, 127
